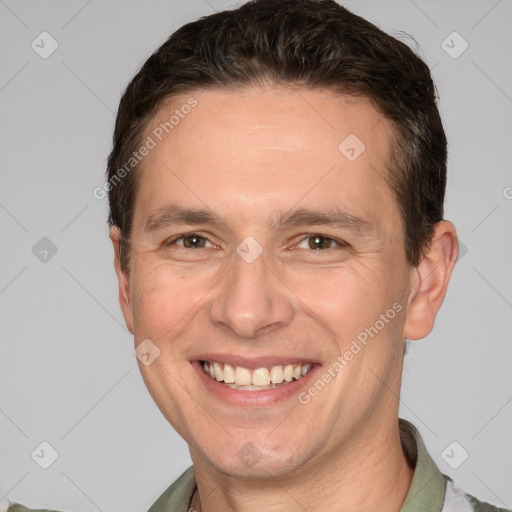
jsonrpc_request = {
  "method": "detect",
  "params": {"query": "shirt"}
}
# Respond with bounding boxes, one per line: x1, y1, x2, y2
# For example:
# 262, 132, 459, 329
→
4, 419, 510, 512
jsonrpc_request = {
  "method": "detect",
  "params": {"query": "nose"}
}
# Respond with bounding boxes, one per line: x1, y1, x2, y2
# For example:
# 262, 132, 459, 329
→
208, 246, 295, 339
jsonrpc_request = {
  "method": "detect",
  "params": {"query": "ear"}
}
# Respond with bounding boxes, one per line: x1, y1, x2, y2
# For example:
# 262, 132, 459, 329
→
403, 221, 459, 340
109, 226, 134, 334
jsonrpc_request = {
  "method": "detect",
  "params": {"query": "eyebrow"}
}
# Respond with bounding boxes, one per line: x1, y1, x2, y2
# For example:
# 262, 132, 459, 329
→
278, 207, 373, 235
143, 204, 373, 235
144, 205, 223, 233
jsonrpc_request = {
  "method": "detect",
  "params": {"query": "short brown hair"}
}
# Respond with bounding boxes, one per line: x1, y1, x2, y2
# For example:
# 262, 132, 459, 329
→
106, 0, 447, 272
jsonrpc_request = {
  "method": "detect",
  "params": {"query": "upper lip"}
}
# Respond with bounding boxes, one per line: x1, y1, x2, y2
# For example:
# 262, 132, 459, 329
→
194, 353, 319, 369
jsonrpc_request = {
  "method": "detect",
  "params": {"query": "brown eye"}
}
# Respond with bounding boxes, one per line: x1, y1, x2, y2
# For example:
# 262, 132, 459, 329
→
307, 235, 333, 250
296, 235, 343, 250
181, 235, 208, 248
165, 234, 213, 249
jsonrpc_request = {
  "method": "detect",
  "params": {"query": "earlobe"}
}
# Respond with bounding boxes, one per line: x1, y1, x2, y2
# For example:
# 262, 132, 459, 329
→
403, 221, 459, 341
109, 226, 134, 334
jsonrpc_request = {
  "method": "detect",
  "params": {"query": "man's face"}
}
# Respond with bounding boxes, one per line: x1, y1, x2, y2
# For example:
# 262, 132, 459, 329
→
115, 86, 416, 478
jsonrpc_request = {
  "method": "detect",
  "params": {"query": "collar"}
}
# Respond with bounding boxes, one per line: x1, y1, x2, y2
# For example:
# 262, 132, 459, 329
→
147, 418, 447, 512
399, 419, 446, 512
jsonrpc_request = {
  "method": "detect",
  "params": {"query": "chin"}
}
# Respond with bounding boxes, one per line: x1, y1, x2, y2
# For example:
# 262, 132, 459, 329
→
195, 438, 312, 480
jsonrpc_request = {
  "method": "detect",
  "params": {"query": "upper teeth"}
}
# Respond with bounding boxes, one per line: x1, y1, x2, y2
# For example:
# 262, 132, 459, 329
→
203, 361, 313, 386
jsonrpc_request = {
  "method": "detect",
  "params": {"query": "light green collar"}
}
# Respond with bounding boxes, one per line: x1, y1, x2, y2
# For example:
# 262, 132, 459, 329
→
399, 419, 446, 512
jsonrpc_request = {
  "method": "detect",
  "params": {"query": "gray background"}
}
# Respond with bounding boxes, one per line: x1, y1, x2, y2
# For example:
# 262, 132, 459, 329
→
0, 0, 511, 510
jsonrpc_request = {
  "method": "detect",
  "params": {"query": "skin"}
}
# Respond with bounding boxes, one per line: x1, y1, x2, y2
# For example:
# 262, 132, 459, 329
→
110, 86, 458, 512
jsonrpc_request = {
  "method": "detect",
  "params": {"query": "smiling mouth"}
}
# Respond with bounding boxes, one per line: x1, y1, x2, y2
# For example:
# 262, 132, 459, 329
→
201, 360, 314, 391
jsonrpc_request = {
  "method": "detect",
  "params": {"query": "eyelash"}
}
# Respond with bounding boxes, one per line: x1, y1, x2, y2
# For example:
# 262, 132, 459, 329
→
163, 232, 348, 250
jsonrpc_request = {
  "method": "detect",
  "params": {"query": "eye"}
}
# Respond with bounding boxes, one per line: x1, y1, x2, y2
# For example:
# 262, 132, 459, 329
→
296, 234, 346, 250
165, 233, 214, 249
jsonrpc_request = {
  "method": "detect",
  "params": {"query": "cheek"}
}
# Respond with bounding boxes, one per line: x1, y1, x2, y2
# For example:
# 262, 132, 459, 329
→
283, 262, 398, 342
130, 262, 211, 341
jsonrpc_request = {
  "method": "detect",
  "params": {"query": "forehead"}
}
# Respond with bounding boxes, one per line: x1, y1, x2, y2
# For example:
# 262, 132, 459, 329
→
134, 86, 399, 232
149, 86, 390, 159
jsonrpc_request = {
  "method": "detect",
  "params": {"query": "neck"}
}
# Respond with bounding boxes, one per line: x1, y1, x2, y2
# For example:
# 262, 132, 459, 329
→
190, 417, 414, 512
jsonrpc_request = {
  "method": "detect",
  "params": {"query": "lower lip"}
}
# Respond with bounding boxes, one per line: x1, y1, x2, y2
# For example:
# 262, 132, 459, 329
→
191, 360, 320, 407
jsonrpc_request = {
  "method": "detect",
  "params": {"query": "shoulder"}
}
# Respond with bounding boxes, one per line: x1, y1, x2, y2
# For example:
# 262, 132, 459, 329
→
468, 495, 511, 512
442, 479, 511, 512
6, 506, 62, 512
